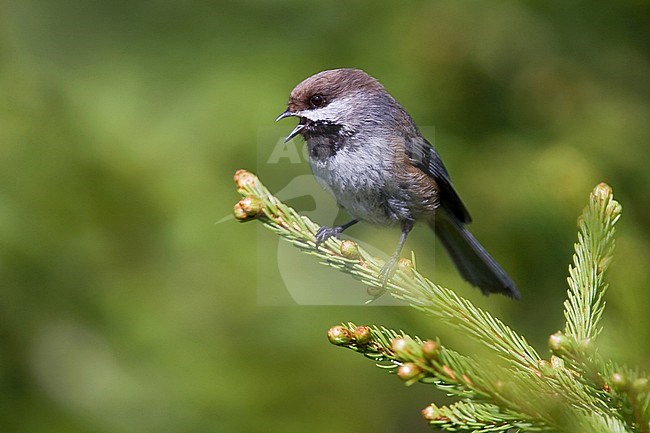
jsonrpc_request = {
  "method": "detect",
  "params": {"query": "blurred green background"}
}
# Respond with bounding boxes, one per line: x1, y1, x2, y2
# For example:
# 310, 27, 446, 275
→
1, 1, 649, 432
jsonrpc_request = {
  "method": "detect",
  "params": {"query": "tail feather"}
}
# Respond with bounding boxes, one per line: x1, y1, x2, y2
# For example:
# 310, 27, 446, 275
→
431, 212, 520, 299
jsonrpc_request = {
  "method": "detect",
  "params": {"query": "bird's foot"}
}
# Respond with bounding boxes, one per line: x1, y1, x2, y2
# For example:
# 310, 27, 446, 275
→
379, 255, 398, 287
315, 225, 343, 249
367, 255, 399, 302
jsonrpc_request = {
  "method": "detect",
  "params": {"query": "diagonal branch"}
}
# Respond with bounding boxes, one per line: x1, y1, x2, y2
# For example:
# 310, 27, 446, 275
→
233, 169, 540, 373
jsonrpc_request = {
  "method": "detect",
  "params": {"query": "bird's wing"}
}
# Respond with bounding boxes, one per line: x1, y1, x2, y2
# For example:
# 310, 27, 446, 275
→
405, 138, 472, 224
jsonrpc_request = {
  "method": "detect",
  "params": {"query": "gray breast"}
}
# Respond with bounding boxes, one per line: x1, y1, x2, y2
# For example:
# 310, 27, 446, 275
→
308, 139, 402, 226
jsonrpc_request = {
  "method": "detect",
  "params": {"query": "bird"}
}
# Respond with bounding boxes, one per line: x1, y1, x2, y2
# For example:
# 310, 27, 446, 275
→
276, 68, 519, 299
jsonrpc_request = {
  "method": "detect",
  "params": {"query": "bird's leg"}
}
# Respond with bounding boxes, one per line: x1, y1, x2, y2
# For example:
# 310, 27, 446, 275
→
378, 220, 414, 288
315, 219, 359, 249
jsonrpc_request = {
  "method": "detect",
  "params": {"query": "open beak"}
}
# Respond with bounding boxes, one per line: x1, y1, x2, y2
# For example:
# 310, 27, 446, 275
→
275, 109, 304, 143
275, 109, 294, 122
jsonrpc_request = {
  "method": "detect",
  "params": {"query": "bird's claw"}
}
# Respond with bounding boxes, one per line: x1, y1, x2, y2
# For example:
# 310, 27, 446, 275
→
315, 226, 343, 249
368, 255, 399, 301
378, 256, 398, 286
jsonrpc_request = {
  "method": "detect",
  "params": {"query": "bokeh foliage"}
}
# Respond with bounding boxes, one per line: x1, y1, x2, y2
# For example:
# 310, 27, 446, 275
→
1, 1, 649, 432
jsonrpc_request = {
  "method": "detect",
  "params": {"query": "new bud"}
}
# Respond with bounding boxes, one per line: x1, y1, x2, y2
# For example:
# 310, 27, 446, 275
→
421, 340, 440, 361
327, 325, 353, 345
353, 326, 372, 345
610, 372, 627, 390
397, 363, 422, 382
233, 196, 263, 221
239, 196, 263, 216
339, 240, 360, 260
391, 338, 410, 355
548, 331, 571, 353
421, 405, 438, 421
233, 202, 248, 221
233, 169, 256, 189
592, 182, 612, 203
550, 355, 565, 370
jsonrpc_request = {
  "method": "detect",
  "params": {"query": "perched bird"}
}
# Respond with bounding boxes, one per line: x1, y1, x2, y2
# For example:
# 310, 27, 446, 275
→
276, 68, 519, 299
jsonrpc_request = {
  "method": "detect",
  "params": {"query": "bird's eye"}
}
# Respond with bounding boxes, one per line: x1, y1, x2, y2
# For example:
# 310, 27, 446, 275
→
309, 94, 325, 107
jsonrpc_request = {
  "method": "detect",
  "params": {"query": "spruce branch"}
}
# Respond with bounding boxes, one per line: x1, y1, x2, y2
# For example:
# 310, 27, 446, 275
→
232, 169, 646, 432
327, 323, 503, 401
563, 182, 621, 344
422, 401, 546, 432
233, 170, 540, 373
326, 323, 563, 429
